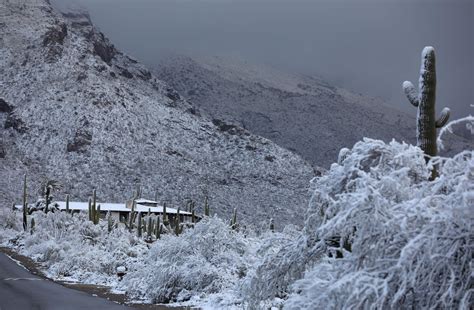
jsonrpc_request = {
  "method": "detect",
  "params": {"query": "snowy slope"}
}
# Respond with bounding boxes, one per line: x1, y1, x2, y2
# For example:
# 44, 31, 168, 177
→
0, 0, 315, 227
155, 54, 472, 168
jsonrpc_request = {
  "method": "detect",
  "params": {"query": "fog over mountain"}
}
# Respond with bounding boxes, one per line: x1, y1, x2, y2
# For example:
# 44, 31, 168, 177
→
51, 0, 473, 119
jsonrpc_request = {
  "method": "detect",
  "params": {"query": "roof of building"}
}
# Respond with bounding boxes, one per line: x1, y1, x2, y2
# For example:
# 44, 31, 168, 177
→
15, 201, 192, 215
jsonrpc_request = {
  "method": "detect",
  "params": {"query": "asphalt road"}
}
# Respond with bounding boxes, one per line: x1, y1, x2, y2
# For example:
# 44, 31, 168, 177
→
0, 252, 132, 310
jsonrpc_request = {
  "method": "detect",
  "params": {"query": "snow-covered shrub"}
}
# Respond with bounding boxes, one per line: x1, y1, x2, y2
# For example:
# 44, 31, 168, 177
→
0, 207, 20, 230
302, 139, 472, 308
0, 208, 21, 244
241, 226, 308, 309
120, 217, 254, 304
20, 211, 148, 285
244, 138, 472, 309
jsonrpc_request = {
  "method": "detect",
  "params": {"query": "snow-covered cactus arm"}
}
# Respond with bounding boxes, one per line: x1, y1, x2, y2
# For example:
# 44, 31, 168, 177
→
402, 46, 450, 157
402, 81, 419, 107
435, 107, 450, 128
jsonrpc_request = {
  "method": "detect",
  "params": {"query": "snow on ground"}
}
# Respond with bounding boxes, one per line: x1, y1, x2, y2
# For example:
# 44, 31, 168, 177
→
1, 138, 472, 309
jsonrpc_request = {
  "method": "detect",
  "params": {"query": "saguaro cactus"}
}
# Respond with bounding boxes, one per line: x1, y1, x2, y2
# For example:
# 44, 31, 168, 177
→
155, 216, 161, 239
174, 208, 181, 236
163, 203, 169, 227
107, 211, 114, 233
147, 216, 153, 241
30, 217, 35, 235
204, 196, 210, 217
94, 204, 101, 225
22, 174, 28, 231
137, 212, 142, 237
65, 194, 70, 214
403, 46, 450, 158
127, 200, 137, 232
92, 189, 97, 214
230, 208, 238, 230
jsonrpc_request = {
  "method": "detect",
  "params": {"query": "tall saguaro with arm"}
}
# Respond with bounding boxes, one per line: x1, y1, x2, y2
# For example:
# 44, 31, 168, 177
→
402, 46, 450, 157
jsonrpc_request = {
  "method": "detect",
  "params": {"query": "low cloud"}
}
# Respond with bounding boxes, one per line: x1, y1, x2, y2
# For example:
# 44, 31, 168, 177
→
52, 0, 473, 118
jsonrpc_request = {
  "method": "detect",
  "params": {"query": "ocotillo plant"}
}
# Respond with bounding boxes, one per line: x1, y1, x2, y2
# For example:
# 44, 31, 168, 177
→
22, 174, 27, 231
403, 46, 450, 158
65, 194, 70, 214
30, 217, 35, 235
137, 212, 142, 237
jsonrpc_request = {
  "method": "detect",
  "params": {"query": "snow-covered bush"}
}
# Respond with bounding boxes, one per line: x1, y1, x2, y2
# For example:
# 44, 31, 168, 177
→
20, 211, 148, 285
244, 138, 473, 309
0, 207, 21, 244
241, 226, 307, 309
119, 217, 255, 303
0, 207, 20, 230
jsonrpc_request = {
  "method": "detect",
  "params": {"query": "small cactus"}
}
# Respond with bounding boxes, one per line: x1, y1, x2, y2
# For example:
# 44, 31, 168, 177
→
403, 46, 450, 158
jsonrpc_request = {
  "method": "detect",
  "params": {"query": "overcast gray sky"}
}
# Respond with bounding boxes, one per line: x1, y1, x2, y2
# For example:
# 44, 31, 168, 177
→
53, 0, 473, 118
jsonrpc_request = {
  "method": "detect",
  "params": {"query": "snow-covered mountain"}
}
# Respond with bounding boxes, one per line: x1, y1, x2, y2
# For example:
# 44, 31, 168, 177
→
0, 0, 316, 226
155, 55, 471, 168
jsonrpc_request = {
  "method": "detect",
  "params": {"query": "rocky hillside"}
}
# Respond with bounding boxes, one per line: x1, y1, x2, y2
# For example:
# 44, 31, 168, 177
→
0, 0, 316, 227
155, 55, 472, 168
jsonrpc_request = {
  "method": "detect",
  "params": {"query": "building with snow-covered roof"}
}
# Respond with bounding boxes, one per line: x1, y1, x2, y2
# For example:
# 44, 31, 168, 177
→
16, 199, 198, 224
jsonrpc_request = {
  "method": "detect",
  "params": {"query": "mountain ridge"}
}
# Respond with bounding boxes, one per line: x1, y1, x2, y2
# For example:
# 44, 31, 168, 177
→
0, 0, 315, 227
154, 54, 472, 168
